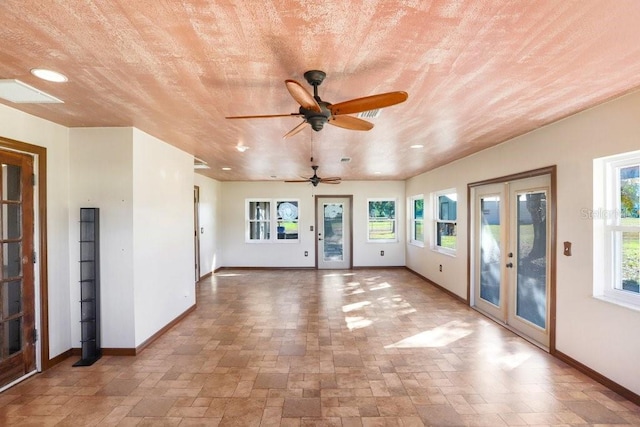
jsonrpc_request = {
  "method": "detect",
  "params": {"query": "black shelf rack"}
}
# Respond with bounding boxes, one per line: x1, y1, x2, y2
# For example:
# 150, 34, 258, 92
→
73, 208, 101, 367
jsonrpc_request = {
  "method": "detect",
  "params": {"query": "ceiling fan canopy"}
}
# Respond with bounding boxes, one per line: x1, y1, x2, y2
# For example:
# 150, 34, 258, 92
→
285, 165, 341, 187
226, 70, 408, 138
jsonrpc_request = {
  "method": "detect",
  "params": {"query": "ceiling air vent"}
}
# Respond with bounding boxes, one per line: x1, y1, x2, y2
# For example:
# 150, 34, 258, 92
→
356, 109, 381, 119
340, 157, 351, 163
0, 79, 63, 103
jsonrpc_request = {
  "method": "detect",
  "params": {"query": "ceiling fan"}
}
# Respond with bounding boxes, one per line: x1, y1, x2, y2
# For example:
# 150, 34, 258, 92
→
226, 70, 408, 138
285, 165, 341, 187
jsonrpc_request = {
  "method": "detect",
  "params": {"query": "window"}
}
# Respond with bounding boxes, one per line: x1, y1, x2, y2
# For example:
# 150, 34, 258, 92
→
276, 201, 299, 240
409, 195, 424, 246
246, 199, 299, 242
593, 151, 640, 309
247, 200, 271, 241
367, 199, 396, 242
434, 190, 457, 253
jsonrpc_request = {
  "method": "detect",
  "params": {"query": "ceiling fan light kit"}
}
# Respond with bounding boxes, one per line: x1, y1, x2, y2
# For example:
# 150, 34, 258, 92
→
226, 70, 408, 139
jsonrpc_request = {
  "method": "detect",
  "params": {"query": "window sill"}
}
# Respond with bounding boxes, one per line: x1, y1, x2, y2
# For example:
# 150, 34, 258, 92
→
593, 294, 640, 312
431, 247, 457, 257
409, 241, 424, 248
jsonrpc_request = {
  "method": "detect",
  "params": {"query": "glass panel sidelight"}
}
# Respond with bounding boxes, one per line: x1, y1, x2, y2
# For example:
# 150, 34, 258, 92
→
323, 203, 344, 261
479, 196, 501, 306
516, 191, 547, 329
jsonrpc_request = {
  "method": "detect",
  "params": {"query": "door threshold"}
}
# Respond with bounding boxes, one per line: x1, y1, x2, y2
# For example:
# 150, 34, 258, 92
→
0, 369, 38, 393
471, 306, 549, 353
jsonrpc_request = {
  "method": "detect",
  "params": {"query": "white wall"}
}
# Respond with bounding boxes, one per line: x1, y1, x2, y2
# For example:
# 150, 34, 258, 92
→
0, 103, 72, 359
220, 180, 405, 267
69, 128, 136, 349
132, 129, 195, 346
406, 89, 640, 395
194, 174, 222, 275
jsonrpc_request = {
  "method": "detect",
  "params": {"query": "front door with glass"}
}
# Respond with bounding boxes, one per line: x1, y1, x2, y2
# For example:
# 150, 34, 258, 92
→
317, 197, 351, 269
472, 175, 552, 348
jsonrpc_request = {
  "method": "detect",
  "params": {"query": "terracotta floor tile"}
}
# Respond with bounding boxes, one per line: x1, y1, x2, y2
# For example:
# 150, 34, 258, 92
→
0, 269, 638, 425
283, 397, 322, 417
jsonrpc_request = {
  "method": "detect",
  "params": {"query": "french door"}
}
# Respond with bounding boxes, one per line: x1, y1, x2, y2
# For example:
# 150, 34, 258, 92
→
472, 174, 552, 348
0, 150, 36, 388
316, 197, 351, 269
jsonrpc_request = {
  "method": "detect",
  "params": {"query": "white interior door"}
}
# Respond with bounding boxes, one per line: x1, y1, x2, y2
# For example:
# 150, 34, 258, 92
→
472, 175, 551, 348
317, 197, 351, 269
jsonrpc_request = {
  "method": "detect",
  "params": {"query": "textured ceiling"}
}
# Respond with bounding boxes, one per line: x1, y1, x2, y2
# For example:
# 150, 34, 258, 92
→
2, 1, 640, 182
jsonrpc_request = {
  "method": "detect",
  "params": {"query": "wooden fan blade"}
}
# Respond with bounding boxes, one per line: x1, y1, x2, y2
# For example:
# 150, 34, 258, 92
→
329, 91, 408, 116
285, 80, 321, 113
283, 121, 309, 139
320, 177, 341, 182
320, 179, 341, 184
285, 179, 311, 183
226, 113, 303, 119
328, 115, 374, 131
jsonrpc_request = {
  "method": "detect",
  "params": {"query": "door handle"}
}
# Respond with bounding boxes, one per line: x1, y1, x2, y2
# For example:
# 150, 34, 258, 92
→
506, 262, 513, 268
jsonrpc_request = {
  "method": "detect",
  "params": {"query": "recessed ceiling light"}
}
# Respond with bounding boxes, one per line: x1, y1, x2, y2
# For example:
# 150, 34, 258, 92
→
410, 144, 424, 149
373, 171, 382, 175
236, 145, 249, 152
222, 167, 232, 171
30, 68, 68, 83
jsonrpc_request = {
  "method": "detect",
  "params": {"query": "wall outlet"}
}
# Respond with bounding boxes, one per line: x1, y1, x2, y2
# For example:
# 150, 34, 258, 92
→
304, 251, 308, 257
380, 250, 384, 256
439, 264, 442, 272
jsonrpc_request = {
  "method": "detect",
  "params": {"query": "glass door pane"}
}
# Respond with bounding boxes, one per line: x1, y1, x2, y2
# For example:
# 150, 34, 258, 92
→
515, 191, 548, 329
479, 196, 501, 306
323, 203, 344, 262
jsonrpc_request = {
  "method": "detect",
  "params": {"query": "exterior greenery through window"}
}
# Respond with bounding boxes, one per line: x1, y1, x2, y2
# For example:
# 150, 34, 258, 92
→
593, 151, 640, 309
247, 199, 299, 242
410, 195, 424, 245
435, 190, 457, 252
368, 199, 396, 242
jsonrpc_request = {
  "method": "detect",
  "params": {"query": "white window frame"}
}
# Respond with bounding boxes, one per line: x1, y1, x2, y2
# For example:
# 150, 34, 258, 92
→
367, 198, 397, 243
432, 189, 457, 255
593, 150, 640, 310
409, 194, 424, 247
246, 198, 300, 243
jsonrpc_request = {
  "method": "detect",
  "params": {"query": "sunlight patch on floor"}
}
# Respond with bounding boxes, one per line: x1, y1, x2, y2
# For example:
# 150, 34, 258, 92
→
369, 282, 391, 291
385, 320, 472, 348
342, 300, 371, 312
479, 347, 532, 370
345, 316, 374, 330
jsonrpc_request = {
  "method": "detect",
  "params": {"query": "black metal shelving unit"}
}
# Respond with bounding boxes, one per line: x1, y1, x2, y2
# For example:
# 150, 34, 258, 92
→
73, 208, 101, 366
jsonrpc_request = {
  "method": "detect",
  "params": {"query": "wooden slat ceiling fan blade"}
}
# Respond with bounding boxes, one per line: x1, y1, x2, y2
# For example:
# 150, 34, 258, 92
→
321, 180, 342, 184
328, 115, 374, 131
283, 121, 309, 139
285, 79, 322, 113
226, 113, 303, 119
329, 91, 408, 116
284, 179, 311, 183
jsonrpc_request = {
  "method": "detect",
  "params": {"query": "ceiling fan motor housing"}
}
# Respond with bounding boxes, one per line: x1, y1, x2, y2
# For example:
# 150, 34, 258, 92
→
300, 101, 332, 131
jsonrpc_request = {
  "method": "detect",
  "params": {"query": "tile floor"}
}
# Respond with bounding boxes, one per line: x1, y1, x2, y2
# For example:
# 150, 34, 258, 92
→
1, 268, 639, 426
